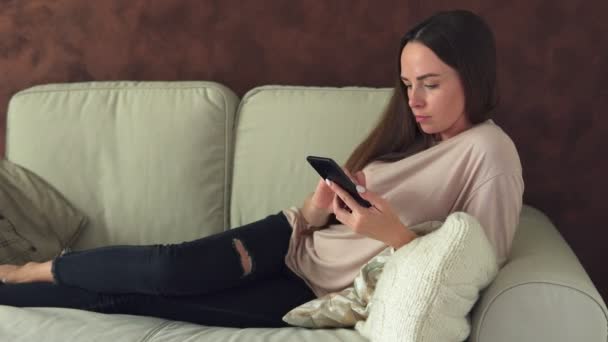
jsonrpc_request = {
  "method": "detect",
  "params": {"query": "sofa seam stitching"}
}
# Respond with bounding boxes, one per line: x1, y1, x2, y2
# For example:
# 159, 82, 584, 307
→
228, 88, 253, 229
198, 85, 233, 232
11, 82, 227, 98
12, 84, 390, 102
5, 98, 14, 157
138, 320, 174, 342
238, 85, 391, 106
221, 86, 233, 232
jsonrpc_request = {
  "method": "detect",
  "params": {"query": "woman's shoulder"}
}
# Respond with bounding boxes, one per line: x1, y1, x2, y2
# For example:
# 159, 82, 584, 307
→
460, 119, 522, 173
364, 120, 522, 175
468, 120, 516, 147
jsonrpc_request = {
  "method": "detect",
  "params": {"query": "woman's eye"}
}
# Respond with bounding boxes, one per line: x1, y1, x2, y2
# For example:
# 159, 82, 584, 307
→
424, 84, 438, 89
404, 84, 412, 89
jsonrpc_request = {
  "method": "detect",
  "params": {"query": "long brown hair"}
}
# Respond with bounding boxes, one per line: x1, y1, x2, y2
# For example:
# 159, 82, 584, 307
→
344, 10, 498, 173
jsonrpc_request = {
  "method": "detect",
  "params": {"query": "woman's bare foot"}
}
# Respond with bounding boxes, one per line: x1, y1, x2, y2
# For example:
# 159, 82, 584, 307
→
0, 261, 54, 284
0, 264, 19, 283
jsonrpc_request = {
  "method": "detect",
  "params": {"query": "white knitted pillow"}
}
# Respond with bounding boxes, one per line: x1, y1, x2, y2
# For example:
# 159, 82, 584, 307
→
355, 212, 498, 342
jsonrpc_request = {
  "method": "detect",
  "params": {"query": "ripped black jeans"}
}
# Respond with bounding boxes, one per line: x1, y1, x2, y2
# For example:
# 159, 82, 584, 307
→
0, 212, 316, 328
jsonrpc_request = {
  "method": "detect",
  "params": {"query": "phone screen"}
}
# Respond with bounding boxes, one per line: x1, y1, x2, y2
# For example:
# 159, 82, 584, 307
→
306, 156, 372, 208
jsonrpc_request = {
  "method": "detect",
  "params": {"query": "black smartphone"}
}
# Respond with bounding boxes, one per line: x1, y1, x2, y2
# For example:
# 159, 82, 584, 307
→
306, 156, 372, 208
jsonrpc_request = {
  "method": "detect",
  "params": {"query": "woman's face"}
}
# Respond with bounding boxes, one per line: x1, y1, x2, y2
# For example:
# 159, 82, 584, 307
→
400, 41, 471, 141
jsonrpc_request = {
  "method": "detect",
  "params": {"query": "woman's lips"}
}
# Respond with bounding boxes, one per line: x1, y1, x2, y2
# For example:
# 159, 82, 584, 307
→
415, 116, 431, 123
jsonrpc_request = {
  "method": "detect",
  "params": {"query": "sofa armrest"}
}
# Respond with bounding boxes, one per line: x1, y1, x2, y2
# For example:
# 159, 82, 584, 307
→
470, 205, 608, 342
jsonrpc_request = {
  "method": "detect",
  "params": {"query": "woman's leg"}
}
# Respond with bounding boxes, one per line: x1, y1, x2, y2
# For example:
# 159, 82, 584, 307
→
0, 265, 315, 328
3, 212, 293, 296
100, 267, 316, 328
0, 282, 105, 310
55, 211, 293, 296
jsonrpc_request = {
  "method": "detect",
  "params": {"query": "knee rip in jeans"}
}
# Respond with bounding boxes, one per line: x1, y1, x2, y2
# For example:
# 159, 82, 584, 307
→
232, 239, 252, 276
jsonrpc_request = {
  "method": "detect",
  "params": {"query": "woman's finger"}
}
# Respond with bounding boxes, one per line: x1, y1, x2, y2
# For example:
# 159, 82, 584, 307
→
343, 168, 359, 185
354, 171, 366, 187
331, 194, 352, 224
357, 189, 387, 211
326, 180, 361, 213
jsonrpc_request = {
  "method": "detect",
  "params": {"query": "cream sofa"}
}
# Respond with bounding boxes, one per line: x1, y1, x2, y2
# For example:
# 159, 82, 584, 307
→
0, 81, 606, 341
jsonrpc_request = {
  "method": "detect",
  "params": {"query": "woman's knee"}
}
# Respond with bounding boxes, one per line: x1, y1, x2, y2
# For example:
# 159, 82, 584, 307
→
233, 239, 252, 276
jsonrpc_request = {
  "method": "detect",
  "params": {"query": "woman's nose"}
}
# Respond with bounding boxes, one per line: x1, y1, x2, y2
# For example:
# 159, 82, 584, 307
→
408, 88, 425, 108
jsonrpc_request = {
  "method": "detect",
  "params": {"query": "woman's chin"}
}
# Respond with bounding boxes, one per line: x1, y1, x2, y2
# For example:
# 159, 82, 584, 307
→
418, 124, 435, 134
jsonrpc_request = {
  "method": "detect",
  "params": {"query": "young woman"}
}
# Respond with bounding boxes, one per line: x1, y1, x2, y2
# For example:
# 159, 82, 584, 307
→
0, 10, 523, 328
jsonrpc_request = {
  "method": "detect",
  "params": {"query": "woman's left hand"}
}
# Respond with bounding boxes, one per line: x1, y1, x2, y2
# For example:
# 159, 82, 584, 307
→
326, 171, 417, 249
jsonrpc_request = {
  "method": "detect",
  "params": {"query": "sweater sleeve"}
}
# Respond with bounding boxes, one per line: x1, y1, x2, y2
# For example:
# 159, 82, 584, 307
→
462, 172, 524, 266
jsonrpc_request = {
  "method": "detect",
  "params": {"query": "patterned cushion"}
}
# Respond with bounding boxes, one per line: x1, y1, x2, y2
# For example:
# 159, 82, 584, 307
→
0, 159, 86, 264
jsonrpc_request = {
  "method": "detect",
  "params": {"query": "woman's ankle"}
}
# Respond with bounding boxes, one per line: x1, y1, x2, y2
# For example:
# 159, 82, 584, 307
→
28, 261, 54, 283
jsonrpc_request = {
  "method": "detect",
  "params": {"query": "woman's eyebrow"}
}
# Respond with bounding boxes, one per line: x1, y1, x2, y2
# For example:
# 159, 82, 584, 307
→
400, 73, 441, 81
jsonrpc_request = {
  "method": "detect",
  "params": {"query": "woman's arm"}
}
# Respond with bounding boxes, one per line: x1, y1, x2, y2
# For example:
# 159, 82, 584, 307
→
300, 192, 332, 227
462, 173, 524, 266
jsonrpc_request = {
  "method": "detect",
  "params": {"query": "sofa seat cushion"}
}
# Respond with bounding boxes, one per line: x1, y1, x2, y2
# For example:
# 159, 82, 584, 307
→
0, 305, 366, 342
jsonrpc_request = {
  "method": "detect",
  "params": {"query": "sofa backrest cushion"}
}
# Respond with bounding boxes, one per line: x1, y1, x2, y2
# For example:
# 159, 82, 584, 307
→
230, 86, 391, 227
6, 81, 238, 249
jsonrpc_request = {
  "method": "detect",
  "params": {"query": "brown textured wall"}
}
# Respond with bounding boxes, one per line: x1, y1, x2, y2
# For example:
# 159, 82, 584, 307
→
1, 0, 607, 300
